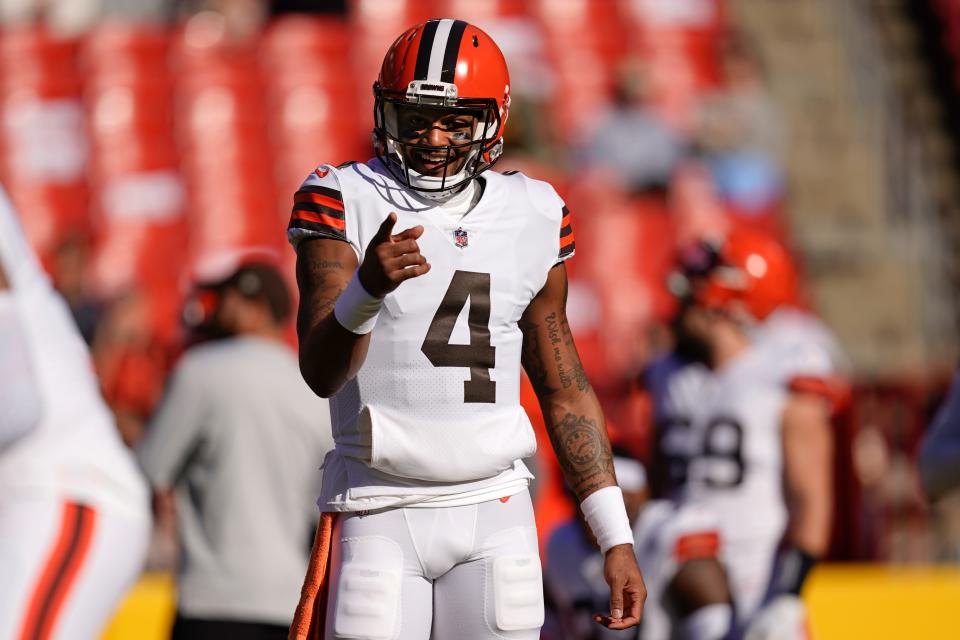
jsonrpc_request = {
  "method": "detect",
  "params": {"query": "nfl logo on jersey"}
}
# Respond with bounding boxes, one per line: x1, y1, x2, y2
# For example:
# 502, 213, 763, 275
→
454, 227, 469, 249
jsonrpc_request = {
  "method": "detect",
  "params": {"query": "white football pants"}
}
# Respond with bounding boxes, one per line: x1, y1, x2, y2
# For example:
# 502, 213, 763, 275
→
324, 490, 544, 640
0, 494, 150, 640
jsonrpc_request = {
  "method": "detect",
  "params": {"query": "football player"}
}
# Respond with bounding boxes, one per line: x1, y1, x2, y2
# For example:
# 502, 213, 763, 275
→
0, 186, 151, 638
652, 229, 845, 639
288, 19, 645, 640
633, 498, 733, 640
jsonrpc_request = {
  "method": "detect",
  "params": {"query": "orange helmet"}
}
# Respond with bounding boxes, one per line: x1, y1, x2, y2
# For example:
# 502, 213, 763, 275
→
682, 229, 799, 321
373, 19, 511, 194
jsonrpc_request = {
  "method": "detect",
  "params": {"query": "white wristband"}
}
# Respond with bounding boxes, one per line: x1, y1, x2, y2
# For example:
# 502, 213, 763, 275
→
333, 271, 383, 334
581, 486, 634, 554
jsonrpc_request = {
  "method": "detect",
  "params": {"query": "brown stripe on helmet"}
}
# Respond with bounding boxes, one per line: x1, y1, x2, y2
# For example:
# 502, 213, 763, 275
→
414, 20, 440, 81
440, 20, 468, 84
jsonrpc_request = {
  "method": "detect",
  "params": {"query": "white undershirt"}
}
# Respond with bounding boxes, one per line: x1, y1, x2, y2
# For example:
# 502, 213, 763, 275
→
412, 178, 483, 225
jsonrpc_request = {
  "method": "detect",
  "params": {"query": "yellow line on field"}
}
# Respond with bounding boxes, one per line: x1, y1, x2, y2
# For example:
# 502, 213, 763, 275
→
805, 565, 960, 639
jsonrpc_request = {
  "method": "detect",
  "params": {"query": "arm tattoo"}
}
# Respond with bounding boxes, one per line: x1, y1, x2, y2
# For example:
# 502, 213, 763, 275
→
520, 308, 590, 397
310, 259, 344, 271
560, 311, 590, 392
296, 257, 347, 336
520, 317, 559, 396
548, 412, 616, 497
545, 312, 571, 389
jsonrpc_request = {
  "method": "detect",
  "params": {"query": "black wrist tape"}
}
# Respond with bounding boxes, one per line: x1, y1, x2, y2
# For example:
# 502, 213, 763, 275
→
775, 547, 818, 596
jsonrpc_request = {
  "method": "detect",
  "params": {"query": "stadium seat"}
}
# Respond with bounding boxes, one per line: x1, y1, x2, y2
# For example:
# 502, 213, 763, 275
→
0, 26, 88, 263
0, 25, 79, 90
261, 14, 352, 74
81, 22, 169, 84
435, 0, 529, 22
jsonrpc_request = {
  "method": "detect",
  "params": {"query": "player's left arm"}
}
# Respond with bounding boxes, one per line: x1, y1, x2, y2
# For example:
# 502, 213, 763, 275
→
746, 371, 837, 640
520, 262, 646, 630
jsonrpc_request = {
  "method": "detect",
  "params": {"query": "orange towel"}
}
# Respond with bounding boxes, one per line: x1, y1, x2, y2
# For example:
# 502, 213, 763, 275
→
289, 512, 337, 640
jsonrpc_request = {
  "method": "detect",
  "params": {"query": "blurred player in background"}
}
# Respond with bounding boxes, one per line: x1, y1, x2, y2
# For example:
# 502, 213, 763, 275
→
137, 257, 333, 640
649, 229, 846, 639
633, 489, 733, 640
0, 186, 151, 639
288, 18, 645, 640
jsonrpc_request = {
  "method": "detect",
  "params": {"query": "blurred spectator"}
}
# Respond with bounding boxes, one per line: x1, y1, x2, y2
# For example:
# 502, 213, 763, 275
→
137, 258, 333, 640
50, 233, 102, 345
486, 17, 560, 163
1, 0, 169, 35
0, 186, 150, 639
695, 35, 784, 215
919, 369, 960, 501
91, 292, 169, 447
201, 0, 267, 40
669, 161, 729, 251
577, 60, 687, 193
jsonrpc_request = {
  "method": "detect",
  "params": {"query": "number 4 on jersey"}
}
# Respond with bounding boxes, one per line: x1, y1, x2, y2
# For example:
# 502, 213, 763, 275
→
421, 270, 496, 403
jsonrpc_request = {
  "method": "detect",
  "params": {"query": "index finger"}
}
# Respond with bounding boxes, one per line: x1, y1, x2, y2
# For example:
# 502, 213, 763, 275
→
391, 225, 424, 242
373, 212, 397, 243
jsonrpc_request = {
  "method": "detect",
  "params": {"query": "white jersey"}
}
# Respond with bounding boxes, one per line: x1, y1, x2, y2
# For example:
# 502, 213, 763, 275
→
0, 188, 149, 520
654, 307, 844, 619
288, 159, 574, 511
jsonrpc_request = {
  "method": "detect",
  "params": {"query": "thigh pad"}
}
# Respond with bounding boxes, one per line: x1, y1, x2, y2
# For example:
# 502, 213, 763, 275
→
492, 553, 544, 632
333, 536, 403, 640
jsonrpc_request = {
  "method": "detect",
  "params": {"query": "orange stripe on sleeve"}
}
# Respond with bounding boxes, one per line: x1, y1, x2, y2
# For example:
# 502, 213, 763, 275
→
559, 233, 575, 249
292, 209, 347, 231
560, 214, 571, 228
295, 191, 345, 212
788, 375, 850, 413
788, 376, 832, 398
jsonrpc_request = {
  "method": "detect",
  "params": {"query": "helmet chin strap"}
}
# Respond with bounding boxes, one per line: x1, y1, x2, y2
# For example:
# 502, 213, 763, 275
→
405, 166, 472, 201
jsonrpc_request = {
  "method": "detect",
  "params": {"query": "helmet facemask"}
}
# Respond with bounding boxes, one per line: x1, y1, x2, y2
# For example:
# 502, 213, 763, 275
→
373, 81, 503, 197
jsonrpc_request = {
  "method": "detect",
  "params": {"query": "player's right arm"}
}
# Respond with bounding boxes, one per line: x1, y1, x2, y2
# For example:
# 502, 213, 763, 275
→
296, 213, 430, 398
781, 389, 833, 557
295, 238, 364, 398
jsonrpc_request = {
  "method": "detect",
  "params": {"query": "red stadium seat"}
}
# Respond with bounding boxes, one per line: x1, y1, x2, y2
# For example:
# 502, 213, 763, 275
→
349, 0, 438, 26
0, 27, 88, 263
435, 0, 529, 22
176, 82, 267, 137
0, 25, 79, 90
81, 22, 169, 84
261, 15, 352, 73
86, 82, 173, 141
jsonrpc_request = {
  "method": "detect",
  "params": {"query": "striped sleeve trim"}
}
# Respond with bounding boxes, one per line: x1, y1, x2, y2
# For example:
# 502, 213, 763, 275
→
787, 375, 849, 412
289, 185, 346, 241
558, 205, 575, 261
